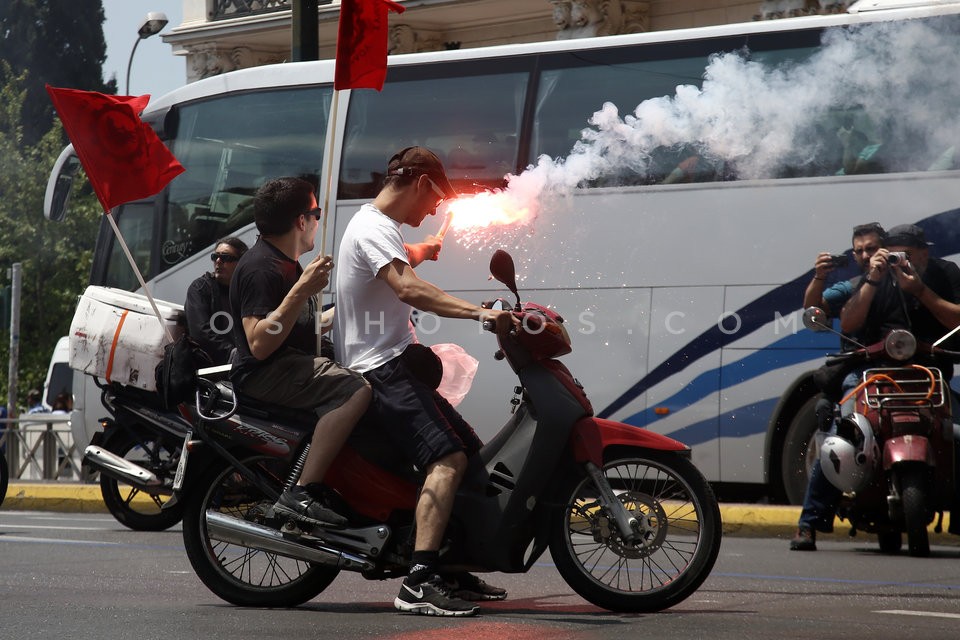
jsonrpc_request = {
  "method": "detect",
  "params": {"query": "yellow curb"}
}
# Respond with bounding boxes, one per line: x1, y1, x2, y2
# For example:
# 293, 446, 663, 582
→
720, 504, 801, 537
3, 483, 108, 514
720, 502, 959, 545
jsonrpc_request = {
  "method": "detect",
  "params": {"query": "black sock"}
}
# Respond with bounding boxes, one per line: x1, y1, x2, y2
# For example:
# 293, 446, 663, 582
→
407, 550, 439, 585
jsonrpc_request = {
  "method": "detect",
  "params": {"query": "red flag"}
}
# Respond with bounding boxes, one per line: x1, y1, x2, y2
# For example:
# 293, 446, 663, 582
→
46, 85, 185, 212
335, 0, 406, 91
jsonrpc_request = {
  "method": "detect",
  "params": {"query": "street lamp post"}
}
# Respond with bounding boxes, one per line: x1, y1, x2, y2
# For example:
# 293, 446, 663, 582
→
125, 12, 169, 95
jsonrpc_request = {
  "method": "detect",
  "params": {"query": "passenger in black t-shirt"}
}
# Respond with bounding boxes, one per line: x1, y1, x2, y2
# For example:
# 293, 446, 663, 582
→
230, 177, 371, 529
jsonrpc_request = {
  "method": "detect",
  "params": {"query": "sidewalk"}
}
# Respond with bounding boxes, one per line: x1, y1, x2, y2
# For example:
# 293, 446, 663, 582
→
3, 481, 958, 543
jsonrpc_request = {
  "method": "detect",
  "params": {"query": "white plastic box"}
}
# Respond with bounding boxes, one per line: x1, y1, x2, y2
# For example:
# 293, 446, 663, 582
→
68, 286, 185, 391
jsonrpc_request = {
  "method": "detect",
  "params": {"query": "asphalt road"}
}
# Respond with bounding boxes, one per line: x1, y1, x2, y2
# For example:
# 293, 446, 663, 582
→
1, 510, 959, 640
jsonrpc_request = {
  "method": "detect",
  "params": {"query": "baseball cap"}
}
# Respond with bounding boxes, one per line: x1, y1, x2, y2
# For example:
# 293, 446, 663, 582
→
885, 224, 932, 248
386, 146, 457, 199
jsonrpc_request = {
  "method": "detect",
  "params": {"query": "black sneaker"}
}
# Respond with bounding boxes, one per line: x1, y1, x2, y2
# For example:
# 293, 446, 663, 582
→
789, 526, 816, 551
273, 484, 347, 529
442, 572, 508, 601
394, 574, 480, 616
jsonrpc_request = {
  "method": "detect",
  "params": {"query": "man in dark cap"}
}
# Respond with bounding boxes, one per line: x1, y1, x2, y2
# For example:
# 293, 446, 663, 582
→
335, 147, 518, 616
840, 222, 960, 536
840, 223, 960, 346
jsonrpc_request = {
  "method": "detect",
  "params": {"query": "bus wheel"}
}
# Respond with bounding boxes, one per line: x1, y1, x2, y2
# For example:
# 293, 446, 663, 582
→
780, 395, 820, 505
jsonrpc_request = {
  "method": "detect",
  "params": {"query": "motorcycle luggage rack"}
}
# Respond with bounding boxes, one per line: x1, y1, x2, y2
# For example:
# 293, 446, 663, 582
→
861, 367, 945, 409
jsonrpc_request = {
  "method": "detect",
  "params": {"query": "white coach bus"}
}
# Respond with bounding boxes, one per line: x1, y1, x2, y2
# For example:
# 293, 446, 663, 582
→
47, 0, 960, 503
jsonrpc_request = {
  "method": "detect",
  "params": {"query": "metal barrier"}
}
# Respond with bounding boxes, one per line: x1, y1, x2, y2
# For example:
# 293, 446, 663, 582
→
1, 416, 84, 481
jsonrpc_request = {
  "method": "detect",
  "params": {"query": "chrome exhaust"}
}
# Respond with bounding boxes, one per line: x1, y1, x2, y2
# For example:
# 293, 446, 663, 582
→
84, 445, 166, 491
205, 511, 374, 572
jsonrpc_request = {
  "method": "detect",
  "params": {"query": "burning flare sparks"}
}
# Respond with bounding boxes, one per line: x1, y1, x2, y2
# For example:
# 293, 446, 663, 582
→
439, 189, 536, 245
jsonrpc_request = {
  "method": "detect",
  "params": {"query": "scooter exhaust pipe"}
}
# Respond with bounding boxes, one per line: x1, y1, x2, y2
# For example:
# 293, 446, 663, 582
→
204, 511, 374, 572
84, 445, 166, 491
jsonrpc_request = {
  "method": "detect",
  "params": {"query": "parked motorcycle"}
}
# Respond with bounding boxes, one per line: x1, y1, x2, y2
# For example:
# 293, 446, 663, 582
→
173, 249, 722, 613
82, 382, 189, 531
803, 307, 959, 556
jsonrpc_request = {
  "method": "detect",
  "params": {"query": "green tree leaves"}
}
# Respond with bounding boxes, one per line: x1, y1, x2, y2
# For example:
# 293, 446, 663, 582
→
0, 64, 102, 405
0, 0, 114, 144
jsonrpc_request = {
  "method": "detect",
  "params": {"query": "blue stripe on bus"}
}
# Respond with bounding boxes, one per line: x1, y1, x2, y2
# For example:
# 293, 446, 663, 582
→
619, 330, 822, 428
596, 208, 960, 421
662, 397, 780, 447
596, 272, 808, 419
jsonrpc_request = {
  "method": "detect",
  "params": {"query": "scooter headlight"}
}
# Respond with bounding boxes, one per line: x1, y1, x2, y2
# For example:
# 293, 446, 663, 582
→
884, 329, 916, 361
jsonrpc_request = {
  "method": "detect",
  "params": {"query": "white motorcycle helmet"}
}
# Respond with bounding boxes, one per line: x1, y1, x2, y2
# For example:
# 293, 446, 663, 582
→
820, 412, 879, 493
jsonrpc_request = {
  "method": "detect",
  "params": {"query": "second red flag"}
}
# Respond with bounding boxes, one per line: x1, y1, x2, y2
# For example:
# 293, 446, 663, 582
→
335, 0, 406, 91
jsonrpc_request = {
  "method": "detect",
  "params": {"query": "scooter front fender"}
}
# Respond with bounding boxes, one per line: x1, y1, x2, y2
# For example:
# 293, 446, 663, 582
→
571, 417, 689, 466
883, 435, 934, 469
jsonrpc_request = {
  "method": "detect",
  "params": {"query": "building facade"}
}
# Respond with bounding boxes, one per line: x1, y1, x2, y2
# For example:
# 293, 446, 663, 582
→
164, 0, 850, 84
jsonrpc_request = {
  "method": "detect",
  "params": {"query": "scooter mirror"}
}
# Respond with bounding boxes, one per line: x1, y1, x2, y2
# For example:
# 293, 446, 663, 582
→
490, 250, 521, 309
802, 307, 831, 332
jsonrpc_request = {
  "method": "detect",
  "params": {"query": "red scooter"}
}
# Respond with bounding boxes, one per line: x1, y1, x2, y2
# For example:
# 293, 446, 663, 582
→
804, 307, 959, 556
174, 250, 722, 612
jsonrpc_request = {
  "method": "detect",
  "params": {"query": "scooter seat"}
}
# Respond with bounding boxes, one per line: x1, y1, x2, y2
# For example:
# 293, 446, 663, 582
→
226, 385, 319, 429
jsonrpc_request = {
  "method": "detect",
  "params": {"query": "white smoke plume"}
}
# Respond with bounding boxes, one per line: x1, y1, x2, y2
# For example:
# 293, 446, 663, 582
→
493, 17, 960, 220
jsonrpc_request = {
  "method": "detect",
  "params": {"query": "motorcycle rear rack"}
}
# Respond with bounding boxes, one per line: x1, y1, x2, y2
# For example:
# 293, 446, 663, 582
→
861, 367, 946, 409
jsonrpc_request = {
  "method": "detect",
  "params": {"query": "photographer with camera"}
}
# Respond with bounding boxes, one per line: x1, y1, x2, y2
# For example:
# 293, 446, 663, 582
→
803, 222, 886, 316
839, 223, 960, 537
791, 222, 887, 551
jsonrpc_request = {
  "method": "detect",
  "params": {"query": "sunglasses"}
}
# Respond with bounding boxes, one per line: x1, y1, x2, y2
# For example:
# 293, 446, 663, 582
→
210, 252, 240, 263
305, 207, 323, 219
426, 177, 446, 206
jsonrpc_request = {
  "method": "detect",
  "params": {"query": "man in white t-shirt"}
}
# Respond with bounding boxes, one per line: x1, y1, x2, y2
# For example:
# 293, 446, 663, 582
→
335, 146, 518, 617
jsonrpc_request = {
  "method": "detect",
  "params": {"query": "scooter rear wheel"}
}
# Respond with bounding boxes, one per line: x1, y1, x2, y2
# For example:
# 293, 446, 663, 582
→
182, 455, 339, 607
99, 427, 184, 531
549, 450, 722, 612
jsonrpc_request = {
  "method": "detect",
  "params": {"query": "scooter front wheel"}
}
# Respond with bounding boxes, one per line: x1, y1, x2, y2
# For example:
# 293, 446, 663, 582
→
181, 455, 339, 607
549, 450, 722, 612
899, 464, 931, 557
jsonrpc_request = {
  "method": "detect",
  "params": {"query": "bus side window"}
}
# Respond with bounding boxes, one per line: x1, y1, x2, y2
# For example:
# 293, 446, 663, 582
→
101, 202, 156, 290
340, 69, 528, 199
531, 53, 712, 186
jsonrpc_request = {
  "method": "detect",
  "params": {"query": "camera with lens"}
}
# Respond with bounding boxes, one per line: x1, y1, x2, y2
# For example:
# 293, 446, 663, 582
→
827, 254, 849, 268
887, 251, 909, 266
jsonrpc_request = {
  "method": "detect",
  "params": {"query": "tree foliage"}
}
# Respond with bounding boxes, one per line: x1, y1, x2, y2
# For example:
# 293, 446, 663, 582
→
0, 0, 114, 145
0, 64, 102, 408
0, 1, 110, 410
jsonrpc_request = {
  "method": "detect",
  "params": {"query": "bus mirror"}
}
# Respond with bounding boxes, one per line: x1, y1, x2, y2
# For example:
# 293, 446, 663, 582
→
44, 144, 81, 222
802, 307, 830, 332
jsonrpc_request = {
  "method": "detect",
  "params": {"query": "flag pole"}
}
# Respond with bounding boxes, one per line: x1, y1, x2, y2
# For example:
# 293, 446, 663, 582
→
320, 88, 341, 255
104, 211, 175, 344
316, 88, 342, 351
